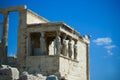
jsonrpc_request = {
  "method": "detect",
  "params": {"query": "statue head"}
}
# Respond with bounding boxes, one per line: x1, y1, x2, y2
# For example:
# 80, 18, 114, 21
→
56, 30, 60, 36
69, 37, 72, 41
41, 32, 44, 37
63, 34, 66, 39
75, 40, 78, 44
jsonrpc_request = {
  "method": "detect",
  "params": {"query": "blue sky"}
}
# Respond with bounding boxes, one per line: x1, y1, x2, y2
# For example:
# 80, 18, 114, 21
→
0, 0, 120, 80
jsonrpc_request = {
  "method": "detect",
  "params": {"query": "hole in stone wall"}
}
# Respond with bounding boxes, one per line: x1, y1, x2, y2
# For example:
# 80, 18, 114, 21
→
8, 12, 19, 57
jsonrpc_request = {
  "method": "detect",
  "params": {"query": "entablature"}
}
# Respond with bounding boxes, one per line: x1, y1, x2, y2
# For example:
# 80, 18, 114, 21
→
0, 5, 27, 13
27, 22, 80, 40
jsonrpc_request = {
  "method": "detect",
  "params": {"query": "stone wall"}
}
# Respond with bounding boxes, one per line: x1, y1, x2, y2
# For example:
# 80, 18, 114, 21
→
59, 41, 87, 80
77, 41, 87, 80
26, 55, 59, 76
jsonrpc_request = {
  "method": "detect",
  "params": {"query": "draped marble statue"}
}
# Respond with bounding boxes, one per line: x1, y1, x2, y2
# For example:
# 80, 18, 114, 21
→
40, 32, 47, 55
74, 41, 78, 60
62, 35, 67, 56
54, 31, 61, 55
68, 37, 73, 58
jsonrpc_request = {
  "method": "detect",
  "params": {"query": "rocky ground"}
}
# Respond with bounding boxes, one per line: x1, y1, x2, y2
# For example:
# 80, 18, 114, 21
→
0, 65, 58, 80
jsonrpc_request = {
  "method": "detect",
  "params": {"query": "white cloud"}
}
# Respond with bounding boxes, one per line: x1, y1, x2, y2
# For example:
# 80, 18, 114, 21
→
93, 37, 112, 45
104, 45, 116, 49
93, 37, 116, 56
107, 50, 113, 55
104, 45, 116, 56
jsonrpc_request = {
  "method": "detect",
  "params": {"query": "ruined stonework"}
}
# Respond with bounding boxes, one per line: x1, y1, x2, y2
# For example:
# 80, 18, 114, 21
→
0, 65, 19, 80
0, 6, 90, 80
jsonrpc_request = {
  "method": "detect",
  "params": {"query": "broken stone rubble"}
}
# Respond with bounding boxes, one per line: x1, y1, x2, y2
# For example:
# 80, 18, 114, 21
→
0, 65, 19, 80
0, 65, 59, 80
19, 71, 46, 80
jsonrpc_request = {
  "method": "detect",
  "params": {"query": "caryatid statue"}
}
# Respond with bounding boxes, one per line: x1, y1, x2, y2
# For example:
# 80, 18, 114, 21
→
40, 32, 47, 55
54, 31, 61, 55
68, 37, 73, 58
74, 41, 78, 60
62, 34, 67, 56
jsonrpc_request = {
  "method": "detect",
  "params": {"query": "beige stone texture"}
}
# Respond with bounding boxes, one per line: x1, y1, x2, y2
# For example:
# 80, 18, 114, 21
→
26, 56, 59, 75
58, 41, 88, 80
27, 10, 48, 24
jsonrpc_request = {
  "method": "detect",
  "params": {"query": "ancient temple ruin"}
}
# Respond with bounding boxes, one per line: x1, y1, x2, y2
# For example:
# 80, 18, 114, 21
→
0, 6, 90, 80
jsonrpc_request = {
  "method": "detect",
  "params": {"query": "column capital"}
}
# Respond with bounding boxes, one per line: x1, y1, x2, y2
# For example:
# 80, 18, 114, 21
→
63, 33, 67, 39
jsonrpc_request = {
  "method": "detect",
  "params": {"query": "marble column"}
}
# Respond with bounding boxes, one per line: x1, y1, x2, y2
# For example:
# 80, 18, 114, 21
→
40, 32, 47, 55
1, 12, 9, 63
